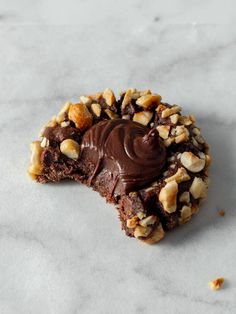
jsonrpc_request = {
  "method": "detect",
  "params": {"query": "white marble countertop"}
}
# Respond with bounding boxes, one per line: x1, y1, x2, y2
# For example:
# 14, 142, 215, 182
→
0, 1, 236, 313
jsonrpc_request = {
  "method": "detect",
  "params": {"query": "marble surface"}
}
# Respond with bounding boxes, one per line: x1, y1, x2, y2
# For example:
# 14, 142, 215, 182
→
0, 1, 236, 313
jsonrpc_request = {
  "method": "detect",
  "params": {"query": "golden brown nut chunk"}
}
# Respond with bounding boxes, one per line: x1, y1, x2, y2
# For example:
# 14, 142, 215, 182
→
68, 103, 93, 131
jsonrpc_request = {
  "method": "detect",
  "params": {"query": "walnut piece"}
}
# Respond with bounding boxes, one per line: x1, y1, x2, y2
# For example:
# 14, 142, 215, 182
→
179, 191, 190, 203
159, 180, 178, 213
161, 105, 181, 118
181, 152, 205, 173
136, 94, 161, 109
104, 109, 119, 119
190, 177, 207, 199
134, 225, 152, 238
139, 215, 157, 227
179, 205, 192, 224
103, 88, 116, 106
165, 167, 190, 184
68, 103, 93, 131
28, 141, 43, 178
91, 103, 101, 117
127, 216, 139, 229
56, 102, 71, 123
141, 223, 165, 244
133, 111, 153, 126
60, 139, 80, 160
156, 125, 170, 140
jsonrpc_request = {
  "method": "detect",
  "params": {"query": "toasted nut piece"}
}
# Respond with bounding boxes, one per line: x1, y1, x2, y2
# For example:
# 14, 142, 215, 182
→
141, 223, 165, 244
89, 92, 102, 101
139, 89, 152, 96
40, 137, 49, 148
68, 103, 93, 131
60, 139, 80, 160
181, 152, 206, 173
159, 180, 178, 213
103, 88, 115, 106
191, 137, 199, 148
133, 111, 153, 126
179, 205, 192, 224
195, 134, 205, 144
156, 125, 170, 140
136, 94, 161, 109
127, 216, 139, 229
161, 105, 181, 118
104, 109, 119, 119
209, 278, 224, 291
137, 212, 146, 220
56, 102, 71, 123
91, 103, 101, 117
122, 114, 130, 120
134, 225, 152, 238
156, 104, 167, 114
193, 127, 201, 136
179, 191, 190, 203
121, 88, 137, 109
80, 96, 92, 105
164, 137, 175, 147
165, 167, 190, 184
175, 125, 189, 136
28, 141, 43, 178
175, 133, 189, 143
61, 121, 70, 127
139, 215, 157, 227
190, 177, 207, 199
169, 114, 179, 124
178, 115, 193, 125
191, 204, 199, 214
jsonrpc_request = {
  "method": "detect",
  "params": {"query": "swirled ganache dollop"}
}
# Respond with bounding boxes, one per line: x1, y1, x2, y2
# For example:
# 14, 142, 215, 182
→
81, 119, 166, 196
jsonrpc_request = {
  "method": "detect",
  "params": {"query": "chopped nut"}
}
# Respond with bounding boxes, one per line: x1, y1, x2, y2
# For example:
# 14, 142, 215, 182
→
179, 191, 190, 203
159, 180, 178, 213
91, 103, 101, 117
178, 115, 194, 126
209, 278, 224, 291
80, 96, 92, 105
156, 104, 167, 114
191, 137, 199, 148
122, 114, 130, 120
164, 137, 175, 147
161, 105, 181, 118
60, 139, 80, 160
165, 167, 190, 184
56, 102, 71, 123
89, 92, 102, 101
104, 109, 119, 119
191, 204, 199, 214
28, 141, 43, 178
175, 133, 188, 143
40, 137, 49, 148
133, 111, 153, 126
179, 205, 192, 224
139, 215, 157, 227
180, 152, 206, 173
141, 223, 165, 244
121, 88, 137, 109
169, 114, 179, 124
134, 225, 152, 238
139, 89, 152, 96
127, 216, 139, 229
218, 209, 225, 217
61, 121, 70, 127
192, 127, 201, 136
195, 134, 205, 144
68, 103, 93, 131
156, 125, 170, 140
137, 212, 146, 220
136, 94, 161, 109
190, 177, 207, 199
103, 88, 116, 106
175, 125, 189, 136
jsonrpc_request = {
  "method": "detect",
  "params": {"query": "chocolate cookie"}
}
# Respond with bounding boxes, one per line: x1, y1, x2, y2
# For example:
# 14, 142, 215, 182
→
28, 89, 211, 244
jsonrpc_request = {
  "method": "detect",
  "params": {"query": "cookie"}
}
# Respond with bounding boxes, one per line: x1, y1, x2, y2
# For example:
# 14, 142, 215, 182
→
28, 88, 211, 244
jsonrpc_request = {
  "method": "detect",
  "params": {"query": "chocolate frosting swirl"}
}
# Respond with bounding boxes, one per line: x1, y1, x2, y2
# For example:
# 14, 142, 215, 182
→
81, 119, 166, 196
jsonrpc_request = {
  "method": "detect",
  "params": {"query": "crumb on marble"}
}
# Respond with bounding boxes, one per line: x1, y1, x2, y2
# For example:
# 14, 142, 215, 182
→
209, 277, 224, 290
218, 209, 225, 217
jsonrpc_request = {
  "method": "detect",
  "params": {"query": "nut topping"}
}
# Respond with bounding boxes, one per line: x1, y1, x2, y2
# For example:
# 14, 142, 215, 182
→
40, 137, 49, 148
28, 141, 43, 178
159, 180, 178, 213
68, 103, 93, 131
127, 216, 139, 229
169, 114, 179, 124
179, 205, 192, 224
179, 191, 190, 203
136, 94, 161, 109
161, 105, 181, 118
209, 278, 224, 291
190, 177, 208, 199
103, 88, 116, 106
80, 96, 92, 105
133, 111, 153, 126
141, 223, 165, 244
181, 152, 205, 173
91, 103, 102, 117
56, 102, 71, 123
156, 125, 170, 140
104, 109, 119, 119
60, 139, 80, 160
165, 167, 190, 184
134, 225, 152, 238
139, 215, 157, 227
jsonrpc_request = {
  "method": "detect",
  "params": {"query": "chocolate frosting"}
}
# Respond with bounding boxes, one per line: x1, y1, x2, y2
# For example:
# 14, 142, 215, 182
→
81, 119, 166, 196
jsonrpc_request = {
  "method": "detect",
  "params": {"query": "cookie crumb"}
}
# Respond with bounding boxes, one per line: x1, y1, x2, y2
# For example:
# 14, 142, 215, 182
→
218, 209, 225, 217
209, 277, 225, 290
